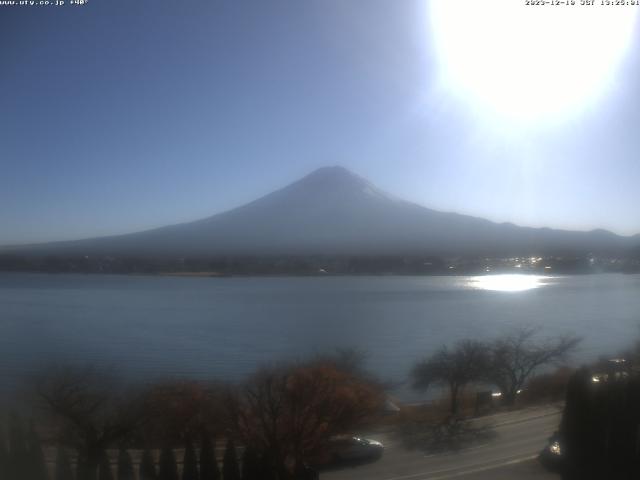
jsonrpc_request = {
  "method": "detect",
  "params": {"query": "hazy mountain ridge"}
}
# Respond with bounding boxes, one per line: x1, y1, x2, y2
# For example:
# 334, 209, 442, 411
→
3, 166, 639, 258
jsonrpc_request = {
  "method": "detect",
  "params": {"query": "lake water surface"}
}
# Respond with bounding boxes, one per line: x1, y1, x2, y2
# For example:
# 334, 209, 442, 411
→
1, 273, 639, 400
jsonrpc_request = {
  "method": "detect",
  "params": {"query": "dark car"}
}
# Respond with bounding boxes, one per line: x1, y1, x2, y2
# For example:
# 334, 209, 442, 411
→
329, 436, 385, 463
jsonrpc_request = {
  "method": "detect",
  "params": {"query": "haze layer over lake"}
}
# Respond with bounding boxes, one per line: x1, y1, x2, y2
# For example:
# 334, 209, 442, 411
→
1, 273, 638, 400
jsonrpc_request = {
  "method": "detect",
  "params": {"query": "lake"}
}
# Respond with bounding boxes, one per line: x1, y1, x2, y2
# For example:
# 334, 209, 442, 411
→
1, 272, 639, 401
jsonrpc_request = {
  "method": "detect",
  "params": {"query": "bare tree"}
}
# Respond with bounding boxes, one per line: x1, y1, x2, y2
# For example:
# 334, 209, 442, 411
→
487, 327, 581, 406
411, 340, 489, 416
35, 366, 148, 480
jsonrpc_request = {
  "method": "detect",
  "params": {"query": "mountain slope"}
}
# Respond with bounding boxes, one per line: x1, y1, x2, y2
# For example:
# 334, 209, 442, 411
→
4, 166, 638, 257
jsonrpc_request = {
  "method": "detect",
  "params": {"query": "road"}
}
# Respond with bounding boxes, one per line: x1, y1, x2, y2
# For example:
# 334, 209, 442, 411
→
322, 405, 563, 480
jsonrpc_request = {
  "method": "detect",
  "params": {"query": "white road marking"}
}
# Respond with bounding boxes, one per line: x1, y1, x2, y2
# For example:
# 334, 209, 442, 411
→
427, 455, 538, 479
380, 454, 538, 480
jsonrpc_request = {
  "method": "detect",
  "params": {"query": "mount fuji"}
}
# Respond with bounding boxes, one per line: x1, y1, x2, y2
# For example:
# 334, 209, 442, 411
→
4, 166, 638, 258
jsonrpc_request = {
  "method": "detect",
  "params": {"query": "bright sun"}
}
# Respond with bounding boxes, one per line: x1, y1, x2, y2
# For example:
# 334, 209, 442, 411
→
429, 1, 637, 121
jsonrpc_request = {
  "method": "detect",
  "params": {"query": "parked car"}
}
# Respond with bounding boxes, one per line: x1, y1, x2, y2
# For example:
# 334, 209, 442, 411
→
329, 436, 384, 463
539, 431, 564, 473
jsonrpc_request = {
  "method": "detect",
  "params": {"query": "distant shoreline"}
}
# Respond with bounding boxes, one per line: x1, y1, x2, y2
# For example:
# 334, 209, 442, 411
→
156, 271, 233, 278
1, 270, 638, 279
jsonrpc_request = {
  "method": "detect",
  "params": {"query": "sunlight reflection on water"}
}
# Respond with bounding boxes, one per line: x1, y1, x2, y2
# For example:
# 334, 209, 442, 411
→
466, 274, 553, 292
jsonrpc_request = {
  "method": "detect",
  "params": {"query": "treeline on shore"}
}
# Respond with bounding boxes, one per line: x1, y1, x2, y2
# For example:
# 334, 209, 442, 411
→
2, 253, 639, 275
0, 350, 382, 480
0, 327, 581, 479
410, 327, 581, 414
2, 328, 640, 479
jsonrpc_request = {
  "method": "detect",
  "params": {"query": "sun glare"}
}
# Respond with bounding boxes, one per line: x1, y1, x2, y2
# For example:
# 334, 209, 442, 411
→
429, 1, 637, 121
468, 274, 550, 292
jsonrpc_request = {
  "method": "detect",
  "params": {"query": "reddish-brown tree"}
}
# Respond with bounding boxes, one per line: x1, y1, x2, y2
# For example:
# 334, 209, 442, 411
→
228, 360, 383, 478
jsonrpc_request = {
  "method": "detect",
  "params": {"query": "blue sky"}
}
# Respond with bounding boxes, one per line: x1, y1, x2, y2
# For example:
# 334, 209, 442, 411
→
2, 0, 640, 245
